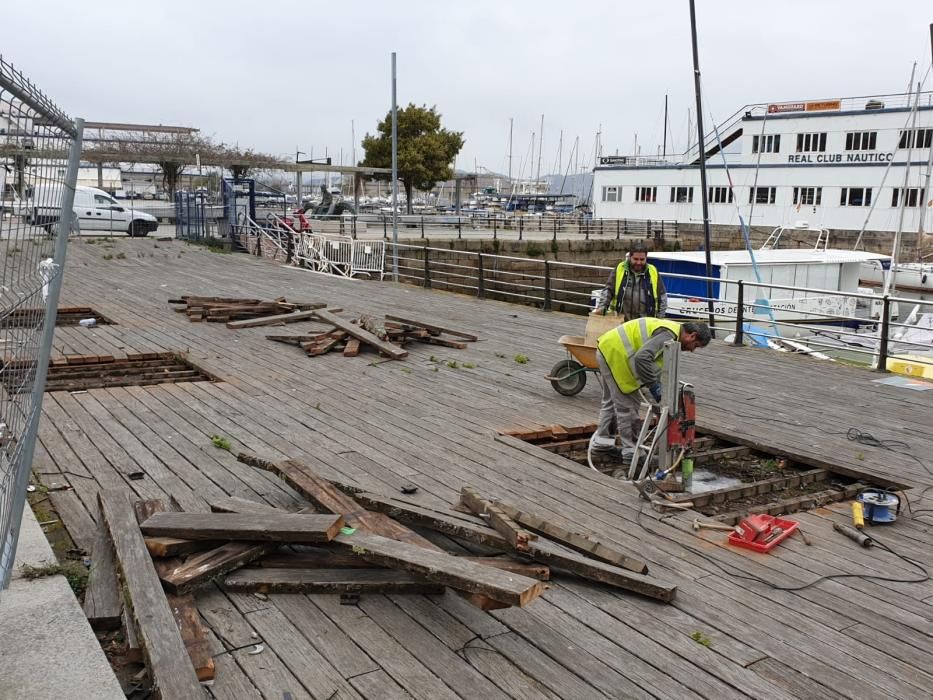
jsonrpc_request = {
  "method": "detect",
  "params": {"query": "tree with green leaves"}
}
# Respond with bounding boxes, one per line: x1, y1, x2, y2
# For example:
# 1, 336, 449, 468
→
361, 104, 464, 213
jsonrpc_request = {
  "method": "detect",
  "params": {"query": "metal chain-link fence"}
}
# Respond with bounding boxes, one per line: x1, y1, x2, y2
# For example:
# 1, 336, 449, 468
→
0, 56, 82, 590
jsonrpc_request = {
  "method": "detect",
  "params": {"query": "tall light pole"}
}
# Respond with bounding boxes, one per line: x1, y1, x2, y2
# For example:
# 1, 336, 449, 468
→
391, 52, 399, 282
295, 148, 304, 206
689, 0, 716, 333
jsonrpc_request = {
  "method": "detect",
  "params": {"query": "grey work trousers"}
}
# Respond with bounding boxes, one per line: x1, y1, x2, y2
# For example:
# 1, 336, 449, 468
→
594, 349, 642, 457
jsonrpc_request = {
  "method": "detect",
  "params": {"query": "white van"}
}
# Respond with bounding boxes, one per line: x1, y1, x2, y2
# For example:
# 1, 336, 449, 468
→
30, 185, 159, 237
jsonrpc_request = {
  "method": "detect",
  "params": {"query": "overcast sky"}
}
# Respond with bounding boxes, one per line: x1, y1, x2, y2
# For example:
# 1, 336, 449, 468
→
3, 1, 932, 177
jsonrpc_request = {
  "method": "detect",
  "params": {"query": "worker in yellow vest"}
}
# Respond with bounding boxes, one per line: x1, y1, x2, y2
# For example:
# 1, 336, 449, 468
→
591, 317, 711, 461
599, 242, 667, 319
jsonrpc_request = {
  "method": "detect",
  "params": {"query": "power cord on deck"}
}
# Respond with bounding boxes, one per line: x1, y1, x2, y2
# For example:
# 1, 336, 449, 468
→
698, 400, 933, 496
638, 501, 930, 592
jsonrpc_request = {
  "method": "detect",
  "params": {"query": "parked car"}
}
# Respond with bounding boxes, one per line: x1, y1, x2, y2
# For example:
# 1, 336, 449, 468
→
28, 185, 159, 236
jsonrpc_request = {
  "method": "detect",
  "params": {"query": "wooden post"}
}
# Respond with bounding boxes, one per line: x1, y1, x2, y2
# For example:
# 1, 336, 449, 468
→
543, 260, 552, 311
518, 217, 523, 241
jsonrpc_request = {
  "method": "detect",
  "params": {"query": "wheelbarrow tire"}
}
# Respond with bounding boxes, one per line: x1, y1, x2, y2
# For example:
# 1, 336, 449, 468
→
550, 359, 587, 396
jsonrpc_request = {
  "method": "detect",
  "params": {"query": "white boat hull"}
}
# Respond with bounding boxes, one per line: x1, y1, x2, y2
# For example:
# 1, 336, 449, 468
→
860, 261, 933, 293
668, 294, 857, 323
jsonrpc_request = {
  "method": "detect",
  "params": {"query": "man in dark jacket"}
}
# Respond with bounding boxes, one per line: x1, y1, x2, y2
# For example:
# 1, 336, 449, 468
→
600, 242, 667, 319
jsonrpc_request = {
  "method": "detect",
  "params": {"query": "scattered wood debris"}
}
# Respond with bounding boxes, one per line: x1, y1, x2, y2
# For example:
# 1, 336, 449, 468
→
264, 311, 478, 359
168, 295, 325, 323
86, 456, 670, 690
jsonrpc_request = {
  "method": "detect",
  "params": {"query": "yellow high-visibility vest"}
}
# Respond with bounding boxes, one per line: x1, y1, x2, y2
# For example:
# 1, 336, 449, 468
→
597, 317, 681, 393
609, 261, 661, 316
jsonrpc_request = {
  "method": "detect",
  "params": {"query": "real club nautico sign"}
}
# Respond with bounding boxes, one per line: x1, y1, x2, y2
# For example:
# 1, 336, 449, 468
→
787, 152, 894, 164
787, 153, 894, 163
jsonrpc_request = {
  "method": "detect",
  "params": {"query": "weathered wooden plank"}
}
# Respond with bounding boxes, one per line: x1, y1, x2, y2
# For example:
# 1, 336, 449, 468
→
256, 550, 549, 580
145, 536, 221, 557
460, 486, 537, 552
134, 499, 216, 683
223, 567, 445, 594
494, 499, 649, 574
250, 460, 436, 548
467, 557, 551, 581
343, 338, 361, 357
384, 314, 479, 341
419, 336, 468, 349
225, 305, 327, 329
311, 309, 408, 359
139, 512, 345, 543
82, 507, 123, 630
96, 490, 204, 699
350, 491, 675, 602
161, 542, 275, 594
331, 531, 544, 607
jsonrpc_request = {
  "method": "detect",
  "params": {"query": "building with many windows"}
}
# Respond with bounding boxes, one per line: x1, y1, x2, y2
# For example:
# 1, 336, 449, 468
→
592, 93, 933, 235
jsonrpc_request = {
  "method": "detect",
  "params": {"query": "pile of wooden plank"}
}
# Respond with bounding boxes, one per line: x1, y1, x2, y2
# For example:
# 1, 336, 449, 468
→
84, 458, 671, 693
265, 311, 478, 360
168, 296, 326, 323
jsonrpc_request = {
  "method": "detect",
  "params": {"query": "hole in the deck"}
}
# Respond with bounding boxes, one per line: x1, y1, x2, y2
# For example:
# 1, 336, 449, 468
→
503, 423, 909, 522
0, 306, 116, 328
0, 352, 219, 394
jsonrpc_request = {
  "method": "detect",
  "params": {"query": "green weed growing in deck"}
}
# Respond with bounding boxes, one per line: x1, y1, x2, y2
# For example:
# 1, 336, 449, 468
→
401, 367, 412, 374
210, 435, 231, 451
495, 352, 506, 358
691, 631, 712, 647
446, 360, 459, 369
514, 354, 529, 364
462, 362, 476, 369
20, 561, 89, 597
102, 253, 113, 261
116, 252, 126, 260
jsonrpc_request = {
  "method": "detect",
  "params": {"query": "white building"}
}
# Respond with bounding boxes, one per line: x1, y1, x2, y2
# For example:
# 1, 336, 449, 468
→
593, 93, 933, 235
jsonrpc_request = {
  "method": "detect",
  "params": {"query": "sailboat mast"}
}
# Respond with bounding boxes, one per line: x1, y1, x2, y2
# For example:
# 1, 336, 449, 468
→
508, 117, 514, 193
919, 24, 933, 251
663, 94, 668, 158
884, 78, 922, 297
688, 0, 716, 330
536, 114, 544, 186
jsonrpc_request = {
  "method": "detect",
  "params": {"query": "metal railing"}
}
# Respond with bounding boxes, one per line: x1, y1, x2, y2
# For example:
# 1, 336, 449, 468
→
304, 213, 678, 243
0, 56, 82, 591
382, 242, 933, 374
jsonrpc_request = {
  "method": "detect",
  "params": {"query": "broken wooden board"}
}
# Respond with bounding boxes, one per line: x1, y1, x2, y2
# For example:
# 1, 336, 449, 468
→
460, 486, 537, 552
254, 550, 550, 580
247, 460, 435, 548
134, 499, 216, 683
331, 531, 544, 607
226, 306, 327, 329
139, 512, 345, 543
223, 567, 445, 595
82, 506, 123, 631
343, 338, 361, 357
160, 541, 276, 594
211, 484, 507, 611
96, 490, 204, 698
384, 314, 479, 341
144, 536, 221, 558
311, 309, 408, 360
493, 499, 649, 575
348, 490, 675, 602
265, 334, 332, 347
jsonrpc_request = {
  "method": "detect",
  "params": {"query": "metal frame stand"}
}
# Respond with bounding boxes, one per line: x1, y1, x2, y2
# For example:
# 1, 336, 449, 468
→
628, 341, 679, 481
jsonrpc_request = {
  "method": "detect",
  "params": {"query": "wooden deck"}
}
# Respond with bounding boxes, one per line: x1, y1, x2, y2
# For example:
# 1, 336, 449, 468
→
32, 237, 933, 699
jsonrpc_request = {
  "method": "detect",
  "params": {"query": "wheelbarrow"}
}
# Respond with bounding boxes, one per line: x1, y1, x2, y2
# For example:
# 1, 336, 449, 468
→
547, 335, 599, 396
